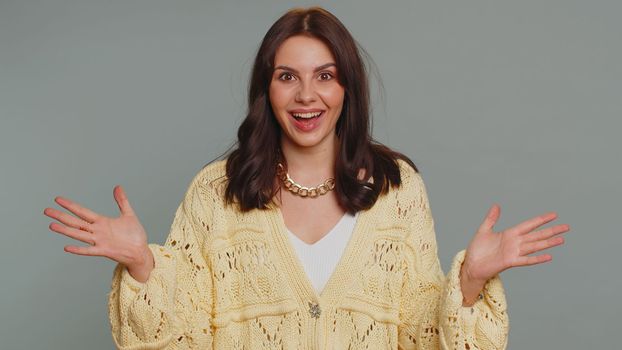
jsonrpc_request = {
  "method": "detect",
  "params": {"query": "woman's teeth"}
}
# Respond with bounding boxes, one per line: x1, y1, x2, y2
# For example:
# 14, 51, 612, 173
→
292, 111, 322, 119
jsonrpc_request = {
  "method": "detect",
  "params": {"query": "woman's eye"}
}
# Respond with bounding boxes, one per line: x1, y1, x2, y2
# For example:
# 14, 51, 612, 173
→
278, 72, 295, 81
319, 72, 333, 80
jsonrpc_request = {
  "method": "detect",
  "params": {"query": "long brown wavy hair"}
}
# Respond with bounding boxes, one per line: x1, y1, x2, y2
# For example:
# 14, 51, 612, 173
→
223, 6, 417, 213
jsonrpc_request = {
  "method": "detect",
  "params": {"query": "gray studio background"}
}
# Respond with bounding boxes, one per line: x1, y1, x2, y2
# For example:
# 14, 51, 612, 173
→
1, 0, 620, 349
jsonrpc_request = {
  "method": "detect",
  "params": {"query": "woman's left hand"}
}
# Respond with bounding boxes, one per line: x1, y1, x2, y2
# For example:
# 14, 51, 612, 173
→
462, 203, 570, 285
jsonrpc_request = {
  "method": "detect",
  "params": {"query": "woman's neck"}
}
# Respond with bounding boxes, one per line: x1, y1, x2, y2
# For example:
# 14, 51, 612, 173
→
280, 137, 338, 185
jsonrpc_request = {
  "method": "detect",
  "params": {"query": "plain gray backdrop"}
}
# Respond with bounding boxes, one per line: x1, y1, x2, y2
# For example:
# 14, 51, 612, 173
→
1, 0, 620, 349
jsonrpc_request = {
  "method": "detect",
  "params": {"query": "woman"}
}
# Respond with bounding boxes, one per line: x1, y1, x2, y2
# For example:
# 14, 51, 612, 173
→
44, 7, 569, 349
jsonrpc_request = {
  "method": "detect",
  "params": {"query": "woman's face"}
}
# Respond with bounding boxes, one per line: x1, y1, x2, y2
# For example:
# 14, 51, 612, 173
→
269, 35, 345, 151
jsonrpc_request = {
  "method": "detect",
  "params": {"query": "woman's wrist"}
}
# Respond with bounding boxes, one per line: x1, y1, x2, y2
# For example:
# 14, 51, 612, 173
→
459, 261, 487, 306
126, 246, 155, 283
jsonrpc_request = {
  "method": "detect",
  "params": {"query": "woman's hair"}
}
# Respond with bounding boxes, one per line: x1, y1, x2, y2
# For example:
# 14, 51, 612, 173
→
223, 6, 417, 213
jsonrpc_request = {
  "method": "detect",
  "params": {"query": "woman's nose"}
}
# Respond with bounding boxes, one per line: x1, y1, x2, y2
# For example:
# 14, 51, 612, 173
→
295, 80, 317, 104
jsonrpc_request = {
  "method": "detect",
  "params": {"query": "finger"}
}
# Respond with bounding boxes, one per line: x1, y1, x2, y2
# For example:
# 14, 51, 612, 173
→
524, 224, 570, 243
507, 211, 558, 236
477, 203, 501, 233
44, 207, 92, 232
49, 222, 95, 246
515, 253, 553, 267
54, 196, 100, 224
114, 185, 136, 217
64, 244, 102, 257
520, 236, 565, 256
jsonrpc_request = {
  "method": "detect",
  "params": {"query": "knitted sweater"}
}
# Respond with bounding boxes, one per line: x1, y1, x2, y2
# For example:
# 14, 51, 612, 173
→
108, 159, 509, 349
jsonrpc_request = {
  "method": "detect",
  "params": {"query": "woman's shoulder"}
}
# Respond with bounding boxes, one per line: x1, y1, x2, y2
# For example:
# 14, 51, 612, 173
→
191, 158, 227, 185
383, 158, 430, 213
395, 158, 425, 192
365, 158, 430, 230
181, 159, 229, 206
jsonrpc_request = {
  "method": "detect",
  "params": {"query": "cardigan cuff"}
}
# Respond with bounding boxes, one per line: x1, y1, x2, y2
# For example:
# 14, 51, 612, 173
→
440, 249, 509, 348
118, 244, 175, 292
110, 244, 178, 346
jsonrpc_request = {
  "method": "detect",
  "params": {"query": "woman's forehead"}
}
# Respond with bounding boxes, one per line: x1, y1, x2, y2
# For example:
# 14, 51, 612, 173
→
274, 35, 336, 69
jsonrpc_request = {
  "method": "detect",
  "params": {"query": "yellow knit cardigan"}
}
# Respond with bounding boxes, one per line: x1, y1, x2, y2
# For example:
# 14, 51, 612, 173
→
108, 159, 509, 349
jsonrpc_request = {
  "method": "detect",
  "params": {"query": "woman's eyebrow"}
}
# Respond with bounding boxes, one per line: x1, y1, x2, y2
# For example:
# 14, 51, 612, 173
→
274, 63, 336, 74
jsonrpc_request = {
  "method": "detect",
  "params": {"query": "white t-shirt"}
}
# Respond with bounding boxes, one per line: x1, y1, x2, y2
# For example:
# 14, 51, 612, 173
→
287, 211, 359, 294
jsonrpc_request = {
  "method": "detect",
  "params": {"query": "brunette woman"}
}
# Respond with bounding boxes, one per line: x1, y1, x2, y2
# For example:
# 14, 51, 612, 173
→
45, 7, 569, 349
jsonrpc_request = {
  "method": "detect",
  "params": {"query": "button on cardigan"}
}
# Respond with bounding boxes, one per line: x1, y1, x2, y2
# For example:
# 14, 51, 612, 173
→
108, 159, 510, 349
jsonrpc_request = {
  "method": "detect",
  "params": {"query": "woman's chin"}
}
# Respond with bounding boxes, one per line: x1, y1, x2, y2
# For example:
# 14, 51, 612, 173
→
282, 131, 337, 150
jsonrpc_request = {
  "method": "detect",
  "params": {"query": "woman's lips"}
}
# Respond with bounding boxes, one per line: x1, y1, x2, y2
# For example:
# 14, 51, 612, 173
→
289, 111, 324, 132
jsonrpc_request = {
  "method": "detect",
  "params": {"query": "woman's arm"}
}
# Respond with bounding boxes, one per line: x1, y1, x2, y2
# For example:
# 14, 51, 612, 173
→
397, 168, 509, 350
108, 173, 216, 350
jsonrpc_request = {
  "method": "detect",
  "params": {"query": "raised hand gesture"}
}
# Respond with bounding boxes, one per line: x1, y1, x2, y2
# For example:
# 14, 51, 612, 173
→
460, 204, 571, 304
44, 185, 154, 282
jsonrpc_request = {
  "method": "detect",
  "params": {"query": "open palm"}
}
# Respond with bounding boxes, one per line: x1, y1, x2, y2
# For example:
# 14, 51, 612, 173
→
463, 204, 570, 282
44, 185, 151, 269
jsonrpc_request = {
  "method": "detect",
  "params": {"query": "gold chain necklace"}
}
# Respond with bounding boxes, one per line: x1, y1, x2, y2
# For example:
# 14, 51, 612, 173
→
276, 163, 335, 198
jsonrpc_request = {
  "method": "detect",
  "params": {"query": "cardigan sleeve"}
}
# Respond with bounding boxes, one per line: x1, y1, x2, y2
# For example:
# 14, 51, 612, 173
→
397, 169, 509, 350
107, 173, 215, 350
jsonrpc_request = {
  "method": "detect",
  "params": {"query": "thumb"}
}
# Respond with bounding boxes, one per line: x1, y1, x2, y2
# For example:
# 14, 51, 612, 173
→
478, 203, 500, 233
114, 185, 136, 216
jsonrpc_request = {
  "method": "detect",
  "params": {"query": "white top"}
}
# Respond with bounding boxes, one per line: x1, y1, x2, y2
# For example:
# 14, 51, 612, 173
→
287, 211, 359, 294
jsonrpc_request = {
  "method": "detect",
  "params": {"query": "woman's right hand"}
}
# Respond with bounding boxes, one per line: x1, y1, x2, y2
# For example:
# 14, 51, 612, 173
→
44, 185, 154, 283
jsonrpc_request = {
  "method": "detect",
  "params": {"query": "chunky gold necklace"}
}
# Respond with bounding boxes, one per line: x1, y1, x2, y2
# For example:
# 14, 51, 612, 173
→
276, 163, 335, 198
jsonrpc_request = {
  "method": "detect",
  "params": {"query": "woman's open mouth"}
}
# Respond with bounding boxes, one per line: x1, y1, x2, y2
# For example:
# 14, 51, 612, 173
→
289, 111, 324, 132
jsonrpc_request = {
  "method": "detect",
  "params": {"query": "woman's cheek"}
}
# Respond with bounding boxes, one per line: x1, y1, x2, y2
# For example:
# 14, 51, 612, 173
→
321, 85, 345, 106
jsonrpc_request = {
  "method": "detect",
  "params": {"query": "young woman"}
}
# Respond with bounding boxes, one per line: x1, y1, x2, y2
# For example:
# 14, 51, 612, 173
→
44, 7, 570, 349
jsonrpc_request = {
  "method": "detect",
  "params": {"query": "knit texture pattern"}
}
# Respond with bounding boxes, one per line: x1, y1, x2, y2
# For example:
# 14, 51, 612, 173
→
108, 159, 509, 349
